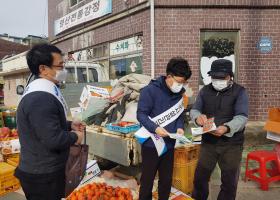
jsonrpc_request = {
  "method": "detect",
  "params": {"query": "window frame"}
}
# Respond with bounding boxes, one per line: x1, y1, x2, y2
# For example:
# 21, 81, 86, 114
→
199, 30, 240, 87
69, 0, 84, 8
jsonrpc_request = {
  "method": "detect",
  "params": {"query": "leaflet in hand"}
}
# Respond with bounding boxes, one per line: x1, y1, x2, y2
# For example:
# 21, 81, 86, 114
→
191, 117, 217, 136
168, 133, 191, 144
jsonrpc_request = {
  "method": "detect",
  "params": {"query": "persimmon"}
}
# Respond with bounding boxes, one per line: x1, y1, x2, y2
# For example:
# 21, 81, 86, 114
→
77, 193, 84, 200
87, 194, 93, 199
67, 182, 133, 200
91, 196, 98, 200
70, 196, 78, 200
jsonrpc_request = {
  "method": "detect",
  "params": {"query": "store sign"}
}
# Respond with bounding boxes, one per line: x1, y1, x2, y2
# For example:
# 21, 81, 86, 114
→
110, 36, 143, 56
257, 37, 273, 53
54, 0, 112, 35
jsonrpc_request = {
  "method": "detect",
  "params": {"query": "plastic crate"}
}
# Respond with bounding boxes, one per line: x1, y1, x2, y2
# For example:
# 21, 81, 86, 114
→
6, 156, 19, 167
3, 154, 20, 162
0, 162, 20, 196
0, 137, 18, 142
105, 123, 140, 134
172, 159, 198, 194
174, 144, 200, 164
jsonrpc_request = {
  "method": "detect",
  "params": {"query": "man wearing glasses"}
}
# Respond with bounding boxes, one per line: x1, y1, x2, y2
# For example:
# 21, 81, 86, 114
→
137, 57, 192, 200
15, 44, 84, 200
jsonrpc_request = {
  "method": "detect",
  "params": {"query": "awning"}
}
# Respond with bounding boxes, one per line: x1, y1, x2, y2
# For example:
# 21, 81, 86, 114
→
0, 67, 29, 76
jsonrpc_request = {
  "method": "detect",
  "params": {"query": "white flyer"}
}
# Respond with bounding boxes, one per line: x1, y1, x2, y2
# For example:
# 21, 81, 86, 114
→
168, 133, 191, 144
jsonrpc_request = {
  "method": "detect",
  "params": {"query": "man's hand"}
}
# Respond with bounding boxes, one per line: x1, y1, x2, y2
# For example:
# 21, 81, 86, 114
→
196, 114, 208, 126
211, 125, 228, 137
71, 120, 86, 132
177, 128, 185, 135
155, 127, 169, 137
74, 131, 85, 144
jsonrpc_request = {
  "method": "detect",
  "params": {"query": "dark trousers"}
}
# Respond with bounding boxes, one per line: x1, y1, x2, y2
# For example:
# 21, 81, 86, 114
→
139, 145, 174, 200
19, 173, 65, 200
192, 143, 243, 200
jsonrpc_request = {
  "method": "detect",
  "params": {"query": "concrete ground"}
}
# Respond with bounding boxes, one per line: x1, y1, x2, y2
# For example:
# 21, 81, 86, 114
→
209, 179, 280, 200
1, 122, 280, 200
208, 143, 280, 200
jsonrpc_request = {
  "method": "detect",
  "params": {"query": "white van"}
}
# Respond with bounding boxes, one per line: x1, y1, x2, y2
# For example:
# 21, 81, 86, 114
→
65, 61, 109, 83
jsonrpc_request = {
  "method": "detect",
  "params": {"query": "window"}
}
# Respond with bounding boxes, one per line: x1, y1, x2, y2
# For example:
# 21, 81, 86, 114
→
88, 68, 98, 82
92, 44, 109, 59
109, 36, 143, 79
70, 0, 78, 7
77, 67, 87, 83
66, 68, 76, 83
70, 0, 84, 7
200, 31, 239, 86
110, 55, 143, 79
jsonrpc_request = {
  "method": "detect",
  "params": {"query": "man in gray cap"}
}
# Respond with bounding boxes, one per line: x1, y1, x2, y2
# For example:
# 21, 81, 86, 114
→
191, 59, 248, 200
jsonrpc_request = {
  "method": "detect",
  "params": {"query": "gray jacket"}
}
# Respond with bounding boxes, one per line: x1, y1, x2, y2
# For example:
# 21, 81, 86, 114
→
16, 91, 77, 174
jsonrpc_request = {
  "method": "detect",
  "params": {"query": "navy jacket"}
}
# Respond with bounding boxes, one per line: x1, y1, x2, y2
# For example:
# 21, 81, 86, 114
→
137, 76, 185, 149
16, 90, 77, 175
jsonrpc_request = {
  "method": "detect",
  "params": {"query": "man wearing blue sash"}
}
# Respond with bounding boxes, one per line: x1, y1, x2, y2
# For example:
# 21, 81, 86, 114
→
15, 44, 85, 200
136, 57, 192, 200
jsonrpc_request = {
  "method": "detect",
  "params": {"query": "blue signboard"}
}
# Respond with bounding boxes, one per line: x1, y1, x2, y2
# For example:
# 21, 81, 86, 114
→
257, 37, 273, 53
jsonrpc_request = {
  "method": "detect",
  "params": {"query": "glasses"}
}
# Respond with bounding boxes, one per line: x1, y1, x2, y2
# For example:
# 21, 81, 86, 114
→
171, 76, 188, 85
51, 62, 65, 69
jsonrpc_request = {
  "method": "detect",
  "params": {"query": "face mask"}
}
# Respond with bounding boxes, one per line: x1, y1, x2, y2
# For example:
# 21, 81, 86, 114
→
170, 82, 183, 93
54, 69, 68, 82
212, 79, 229, 91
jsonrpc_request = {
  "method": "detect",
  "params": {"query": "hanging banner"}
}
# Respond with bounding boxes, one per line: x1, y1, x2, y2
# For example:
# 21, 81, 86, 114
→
54, 0, 112, 35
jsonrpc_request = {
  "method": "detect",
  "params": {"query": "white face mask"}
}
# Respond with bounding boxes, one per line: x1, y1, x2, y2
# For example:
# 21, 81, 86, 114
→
170, 82, 183, 93
212, 79, 229, 91
54, 69, 68, 82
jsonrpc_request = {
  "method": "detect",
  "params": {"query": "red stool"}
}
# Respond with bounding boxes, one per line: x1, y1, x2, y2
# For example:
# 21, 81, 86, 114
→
245, 150, 280, 190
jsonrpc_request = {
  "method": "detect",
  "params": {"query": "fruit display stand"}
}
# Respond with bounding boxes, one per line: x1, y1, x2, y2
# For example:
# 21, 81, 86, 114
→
172, 144, 200, 194
0, 162, 20, 196
0, 127, 21, 197
66, 174, 139, 200
0, 128, 20, 161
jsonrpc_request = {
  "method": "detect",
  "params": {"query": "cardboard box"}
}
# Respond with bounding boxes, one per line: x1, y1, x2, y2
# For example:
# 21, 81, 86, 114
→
79, 85, 110, 110
80, 160, 101, 185
87, 85, 110, 98
0, 139, 20, 155
152, 187, 193, 200
266, 131, 280, 142
264, 120, 280, 135
80, 85, 110, 104
170, 187, 193, 199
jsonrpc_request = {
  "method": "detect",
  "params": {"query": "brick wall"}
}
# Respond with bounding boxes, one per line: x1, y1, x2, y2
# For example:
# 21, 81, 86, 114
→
154, 8, 280, 121
155, 0, 280, 6
48, 1, 280, 120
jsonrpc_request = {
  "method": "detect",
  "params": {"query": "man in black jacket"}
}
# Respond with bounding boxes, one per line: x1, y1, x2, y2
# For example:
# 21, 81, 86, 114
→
191, 59, 248, 200
15, 44, 84, 200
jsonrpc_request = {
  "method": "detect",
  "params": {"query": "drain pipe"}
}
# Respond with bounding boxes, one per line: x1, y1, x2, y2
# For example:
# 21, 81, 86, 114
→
150, 0, 155, 78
